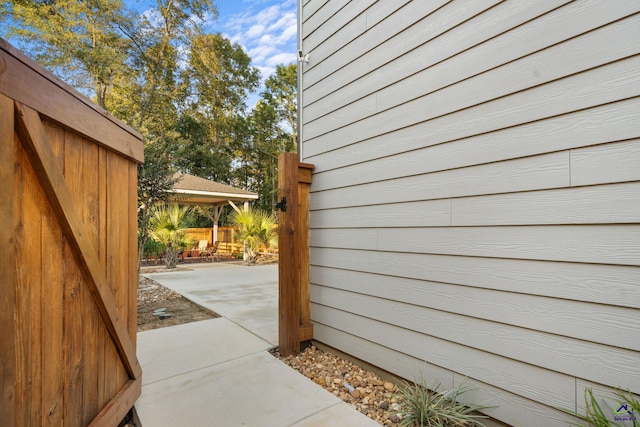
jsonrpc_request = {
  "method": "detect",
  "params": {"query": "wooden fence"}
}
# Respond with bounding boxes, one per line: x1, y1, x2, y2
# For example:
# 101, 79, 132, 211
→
184, 226, 243, 256
183, 226, 279, 258
0, 39, 143, 426
277, 153, 314, 356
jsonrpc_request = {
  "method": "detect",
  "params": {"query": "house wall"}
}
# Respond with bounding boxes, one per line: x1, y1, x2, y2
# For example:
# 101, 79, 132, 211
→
299, 1, 640, 425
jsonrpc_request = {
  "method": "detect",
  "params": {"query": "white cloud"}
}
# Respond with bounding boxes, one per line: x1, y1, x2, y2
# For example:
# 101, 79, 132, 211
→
267, 52, 296, 67
220, 0, 297, 81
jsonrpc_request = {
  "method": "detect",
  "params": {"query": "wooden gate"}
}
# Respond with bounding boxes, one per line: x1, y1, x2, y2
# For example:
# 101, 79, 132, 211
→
1, 40, 143, 426
277, 152, 314, 356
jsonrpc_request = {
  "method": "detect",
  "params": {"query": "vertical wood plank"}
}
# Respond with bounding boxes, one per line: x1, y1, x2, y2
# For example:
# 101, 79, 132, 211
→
298, 163, 314, 341
13, 134, 27, 427
63, 129, 87, 426
128, 161, 138, 344
15, 137, 44, 425
0, 94, 16, 426
106, 152, 128, 396
40, 200, 64, 426
63, 245, 84, 427
14, 103, 141, 380
40, 119, 65, 427
278, 153, 301, 356
95, 146, 108, 420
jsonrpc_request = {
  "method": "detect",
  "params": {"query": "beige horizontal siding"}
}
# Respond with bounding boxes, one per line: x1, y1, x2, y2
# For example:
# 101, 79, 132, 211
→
309, 182, 640, 228
310, 251, 640, 309
301, 0, 640, 424
311, 285, 639, 386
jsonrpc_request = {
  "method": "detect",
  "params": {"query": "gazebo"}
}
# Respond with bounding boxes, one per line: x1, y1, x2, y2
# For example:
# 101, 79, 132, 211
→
168, 172, 258, 243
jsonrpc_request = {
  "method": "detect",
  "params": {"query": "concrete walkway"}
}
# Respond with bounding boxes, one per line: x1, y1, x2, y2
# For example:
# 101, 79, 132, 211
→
135, 263, 380, 427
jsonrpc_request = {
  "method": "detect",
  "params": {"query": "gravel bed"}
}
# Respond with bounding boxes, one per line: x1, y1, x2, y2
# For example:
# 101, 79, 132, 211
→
273, 345, 403, 425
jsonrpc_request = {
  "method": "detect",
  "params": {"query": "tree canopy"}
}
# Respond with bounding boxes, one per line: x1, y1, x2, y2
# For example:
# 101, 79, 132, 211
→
1, 0, 298, 226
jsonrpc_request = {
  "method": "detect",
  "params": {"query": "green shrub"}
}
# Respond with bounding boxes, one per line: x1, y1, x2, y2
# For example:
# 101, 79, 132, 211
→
396, 376, 492, 427
143, 238, 165, 259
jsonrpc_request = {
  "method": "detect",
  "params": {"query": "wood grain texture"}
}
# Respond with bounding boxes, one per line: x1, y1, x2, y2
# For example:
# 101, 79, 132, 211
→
278, 153, 301, 355
302, 0, 372, 54
304, 0, 635, 122
451, 182, 640, 225
88, 379, 141, 427
312, 303, 577, 408
303, 0, 572, 109
0, 94, 16, 426
309, 199, 451, 228
63, 246, 85, 427
40, 128, 64, 426
305, 56, 640, 158
310, 152, 570, 210
0, 40, 143, 163
301, 1, 640, 425
376, 225, 640, 265
40, 226, 64, 426
453, 374, 582, 427
311, 99, 639, 189
298, 164, 313, 335
14, 103, 141, 380
128, 162, 138, 341
301, 0, 347, 39
571, 139, 640, 186
15, 136, 44, 426
310, 284, 640, 386
304, 0, 488, 92
309, 250, 640, 309
311, 274, 640, 353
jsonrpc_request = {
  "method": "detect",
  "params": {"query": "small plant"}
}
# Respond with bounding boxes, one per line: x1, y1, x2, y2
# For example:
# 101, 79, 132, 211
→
566, 387, 639, 427
396, 376, 492, 427
143, 238, 165, 260
230, 208, 277, 264
148, 204, 192, 269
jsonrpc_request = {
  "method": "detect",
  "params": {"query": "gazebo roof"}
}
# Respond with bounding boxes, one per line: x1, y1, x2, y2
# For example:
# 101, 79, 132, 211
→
168, 173, 258, 206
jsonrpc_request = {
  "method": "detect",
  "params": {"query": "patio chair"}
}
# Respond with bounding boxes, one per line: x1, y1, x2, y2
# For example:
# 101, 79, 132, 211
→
197, 240, 212, 261
198, 240, 220, 261
210, 240, 220, 261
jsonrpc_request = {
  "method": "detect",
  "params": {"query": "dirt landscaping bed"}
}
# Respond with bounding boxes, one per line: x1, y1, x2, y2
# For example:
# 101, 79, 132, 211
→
137, 268, 219, 331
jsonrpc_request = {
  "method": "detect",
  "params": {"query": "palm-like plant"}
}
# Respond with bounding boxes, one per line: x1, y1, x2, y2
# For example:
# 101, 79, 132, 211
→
148, 204, 192, 268
230, 208, 277, 264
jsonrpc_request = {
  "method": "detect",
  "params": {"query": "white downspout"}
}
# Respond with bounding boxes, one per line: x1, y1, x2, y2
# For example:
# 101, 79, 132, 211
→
297, 0, 304, 161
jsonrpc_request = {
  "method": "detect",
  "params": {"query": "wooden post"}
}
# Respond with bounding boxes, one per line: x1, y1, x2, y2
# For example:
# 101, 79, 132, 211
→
278, 153, 300, 356
277, 153, 314, 356
298, 163, 314, 342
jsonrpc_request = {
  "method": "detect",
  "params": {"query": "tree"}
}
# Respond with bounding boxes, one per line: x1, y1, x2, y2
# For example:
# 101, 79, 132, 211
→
2, 0, 299, 234
230, 208, 277, 264
148, 204, 193, 269
175, 33, 260, 185
0, 0, 135, 108
137, 144, 178, 269
262, 63, 298, 152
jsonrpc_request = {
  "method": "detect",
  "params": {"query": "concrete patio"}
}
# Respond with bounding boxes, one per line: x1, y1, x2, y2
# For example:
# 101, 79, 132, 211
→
135, 263, 380, 427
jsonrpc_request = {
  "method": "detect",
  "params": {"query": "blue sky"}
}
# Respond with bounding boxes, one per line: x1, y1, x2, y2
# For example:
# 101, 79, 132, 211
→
129, 0, 298, 106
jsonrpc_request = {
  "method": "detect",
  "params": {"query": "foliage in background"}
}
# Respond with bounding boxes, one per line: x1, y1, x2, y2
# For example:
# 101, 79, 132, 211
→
2, 0, 298, 235
262, 63, 298, 152
0, 0, 135, 109
230, 208, 277, 264
565, 387, 640, 427
396, 377, 491, 427
148, 204, 193, 268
